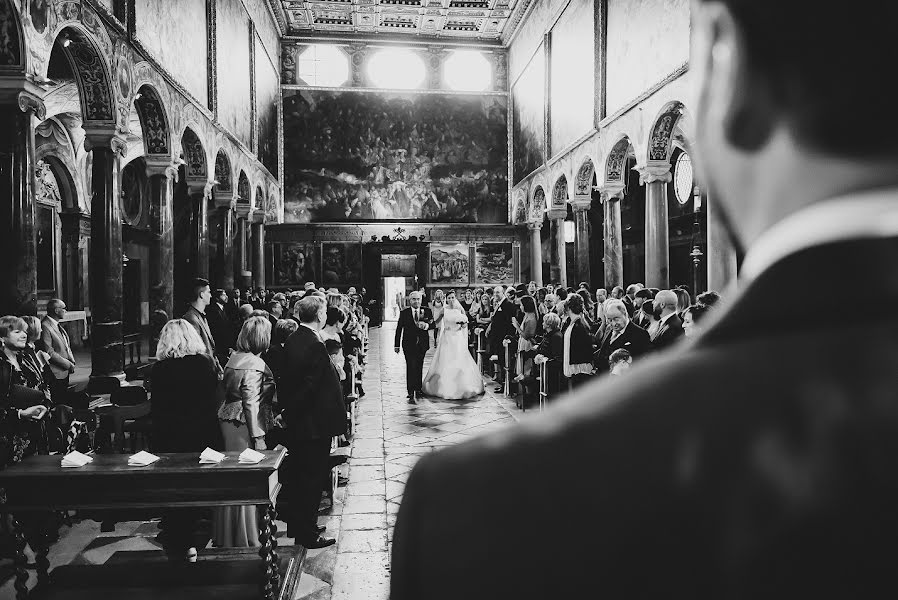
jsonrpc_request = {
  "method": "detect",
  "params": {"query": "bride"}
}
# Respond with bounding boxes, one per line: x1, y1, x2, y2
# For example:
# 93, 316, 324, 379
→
422, 291, 485, 400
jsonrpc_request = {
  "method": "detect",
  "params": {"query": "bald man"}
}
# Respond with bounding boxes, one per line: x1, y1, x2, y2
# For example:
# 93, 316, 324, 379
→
649, 290, 684, 351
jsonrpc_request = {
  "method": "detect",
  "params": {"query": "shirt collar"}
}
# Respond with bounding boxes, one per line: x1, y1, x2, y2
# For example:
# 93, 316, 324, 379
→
741, 187, 898, 282
660, 312, 676, 326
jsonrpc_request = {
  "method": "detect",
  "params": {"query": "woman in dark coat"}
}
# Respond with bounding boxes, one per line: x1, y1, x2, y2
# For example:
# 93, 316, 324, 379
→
561, 294, 596, 389
150, 318, 222, 562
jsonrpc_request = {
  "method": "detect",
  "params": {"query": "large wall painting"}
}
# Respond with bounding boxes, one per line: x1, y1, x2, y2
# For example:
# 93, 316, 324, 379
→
475, 243, 513, 284
550, 0, 595, 155
134, 0, 208, 107
255, 32, 279, 178
217, 0, 252, 148
282, 90, 508, 223
272, 242, 317, 287
321, 242, 362, 286
512, 44, 545, 184
429, 243, 469, 285
36, 205, 55, 292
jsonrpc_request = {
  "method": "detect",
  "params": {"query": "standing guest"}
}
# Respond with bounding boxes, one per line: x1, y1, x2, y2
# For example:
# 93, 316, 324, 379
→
608, 348, 632, 375
622, 284, 639, 318
682, 304, 712, 339
561, 295, 594, 388
225, 289, 241, 322
650, 290, 685, 351
461, 290, 474, 316
594, 299, 651, 374
632, 289, 653, 329
610, 286, 624, 300
263, 319, 298, 383
429, 289, 445, 347
280, 296, 346, 549
207, 289, 234, 368
40, 299, 75, 401
151, 319, 222, 562
0, 316, 51, 468
527, 281, 538, 297
214, 316, 276, 548
182, 278, 221, 373
647, 287, 660, 300
532, 312, 564, 396
553, 288, 569, 316
236, 303, 254, 326
696, 291, 721, 308
488, 287, 517, 392
320, 307, 347, 383
267, 300, 284, 331
512, 296, 539, 383
673, 288, 692, 316
577, 289, 596, 332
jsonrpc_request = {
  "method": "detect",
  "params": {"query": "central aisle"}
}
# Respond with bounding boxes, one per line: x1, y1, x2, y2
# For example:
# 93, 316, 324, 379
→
305, 322, 519, 600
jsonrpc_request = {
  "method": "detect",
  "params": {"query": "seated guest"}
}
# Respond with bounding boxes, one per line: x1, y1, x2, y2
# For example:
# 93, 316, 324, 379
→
594, 299, 651, 375
561, 295, 594, 388
682, 303, 713, 338
608, 348, 632, 375
0, 316, 51, 468
20, 315, 52, 389
151, 319, 222, 562
264, 319, 298, 383
214, 316, 276, 548
650, 290, 686, 351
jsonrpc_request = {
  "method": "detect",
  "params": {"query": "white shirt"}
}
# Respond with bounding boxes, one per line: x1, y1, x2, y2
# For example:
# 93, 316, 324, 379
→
741, 188, 898, 282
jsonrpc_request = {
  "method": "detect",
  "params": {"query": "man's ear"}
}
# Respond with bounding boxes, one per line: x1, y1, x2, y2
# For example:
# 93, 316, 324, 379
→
707, 3, 776, 151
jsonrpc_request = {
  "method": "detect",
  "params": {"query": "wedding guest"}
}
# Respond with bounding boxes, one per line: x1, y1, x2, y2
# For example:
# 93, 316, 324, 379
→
207, 289, 234, 368
673, 288, 692, 316
263, 319, 298, 383
20, 316, 51, 385
527, 281, 537, 296
533, 312, 564, 396
594, 299, 651, 374
696, 291, 721, 308
0, 316, 51, 467
151, 319, 222, 562
320, 307, 347, 382
512, 296, 538, 383
610, 286, 624, 300
461, 290, 474, 315
650, 290, 685, 351
214, 316, 276, 548
561, 295, 594, 388
632, 289, 653, 329
182, 278, 221, 374
40, 299, 75, 402
430, 289, 445, 347
682, 303, 712, 339
554, 288, 569, 316
608, 348, 632, 375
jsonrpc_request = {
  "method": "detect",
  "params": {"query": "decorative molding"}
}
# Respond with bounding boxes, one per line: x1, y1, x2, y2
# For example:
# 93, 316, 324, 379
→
551, 173, 567, 208
279, 83, 507, 97
207, 0, 218, 114
648, 102, 684, 162
574, 158, 594, 196
604, 137, 630, 184
637, 164, 672, 185
17, 90, 47, 119
569, 196, 591, 211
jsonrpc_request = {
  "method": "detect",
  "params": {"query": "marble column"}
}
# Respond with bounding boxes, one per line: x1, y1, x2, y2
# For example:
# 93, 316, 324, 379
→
195, 183, 212, 280
639, 165, 672, 289
570, 197, 592, 287
528, 222, 543, 287
60, 212, 89, 310
217, 203, 235, 290
548, 209, 567, 288
706, 189, 738, 292
85, 128, 127, 384
0, 89, 43, 316
235, 215, 247, 287
599, 185, 624, 290
146, 158, 177, 320
251, 220, 265, 289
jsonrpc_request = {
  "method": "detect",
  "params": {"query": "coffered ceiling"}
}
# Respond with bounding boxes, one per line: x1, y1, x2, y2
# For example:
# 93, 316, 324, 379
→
274, 0, 523, 42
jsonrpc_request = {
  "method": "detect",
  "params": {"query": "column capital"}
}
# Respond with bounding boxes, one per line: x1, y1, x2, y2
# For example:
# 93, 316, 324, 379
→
596, 184, 625, 203
547, 208, 567, 220
251, 210, 265, 224
637, 163, 672, 185
527, 221, 542, 231
236, 203, 252, 219
144, 156, 178, 180
185, 177, 206, 195
17, 90, 46, 120
214, 189, 235, 209
83, 126, 128, 157
570, 195, 592, 211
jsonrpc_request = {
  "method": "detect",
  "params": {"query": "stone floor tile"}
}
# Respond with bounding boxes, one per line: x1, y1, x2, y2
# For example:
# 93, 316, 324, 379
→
338, 529, 388, 553
346, 480, 386, 496
340, 513, 388, 531
343, 495, 387, 514
348, 465, 385, 481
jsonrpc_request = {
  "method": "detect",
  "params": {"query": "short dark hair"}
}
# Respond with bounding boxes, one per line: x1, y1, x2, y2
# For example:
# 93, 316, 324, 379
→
608, 348, 632, 368
635, 289, 651, 300
701, 0, 898, 155
565, 294, 583, 315
520, 296, 536, 314
326, 306, 345, 326
191, 278, 210, 300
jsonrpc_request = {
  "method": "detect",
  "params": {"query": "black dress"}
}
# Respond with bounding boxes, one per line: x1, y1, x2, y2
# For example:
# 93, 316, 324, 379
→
150, 354, 222, 453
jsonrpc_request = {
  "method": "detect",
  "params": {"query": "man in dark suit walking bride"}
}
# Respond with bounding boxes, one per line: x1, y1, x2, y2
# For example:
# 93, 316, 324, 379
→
394, 291, 433, 403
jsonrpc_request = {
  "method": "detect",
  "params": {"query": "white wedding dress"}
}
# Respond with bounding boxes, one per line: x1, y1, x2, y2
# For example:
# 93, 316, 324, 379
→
422, 306, 484, 400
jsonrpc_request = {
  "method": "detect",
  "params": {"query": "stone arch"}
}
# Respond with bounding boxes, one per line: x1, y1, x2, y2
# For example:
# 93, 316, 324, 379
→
0, 0, 26, 72
214, 149, 233, 193
133, 84, 170, 157
34, 119, 82, 212
237, 171, 250, 204
604, 136, 632, 186
647, 101, 685, 163
512, 192, 528, 224
551, 174, 569, 210
574, 157, 595, 196
180, 127, 207, 180
51, 25, 115, 123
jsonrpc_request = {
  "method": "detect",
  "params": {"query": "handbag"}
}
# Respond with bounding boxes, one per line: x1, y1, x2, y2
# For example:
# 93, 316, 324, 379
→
9, 383, 48, 409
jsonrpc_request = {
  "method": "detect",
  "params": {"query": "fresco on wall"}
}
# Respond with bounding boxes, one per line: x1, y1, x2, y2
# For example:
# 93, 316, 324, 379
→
429, 243, 469, 285
134, 0, 208, 107
475, 243, 513, 284
550, 0, 595, 155
217, 0, 252, 148
0, 0, 23, 65
273, 242, 317, 287
512, 45, 546, 184
283, 90, 508, 223
255, 33, 279, 178
322, 242, 362, 286
36, 205, 54, 291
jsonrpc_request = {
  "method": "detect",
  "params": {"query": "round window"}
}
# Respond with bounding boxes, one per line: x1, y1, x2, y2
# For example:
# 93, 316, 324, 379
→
674, 151, 694, 205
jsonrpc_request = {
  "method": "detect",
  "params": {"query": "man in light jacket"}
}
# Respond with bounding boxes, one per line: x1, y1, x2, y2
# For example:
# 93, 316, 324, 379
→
41, 298, 75, 401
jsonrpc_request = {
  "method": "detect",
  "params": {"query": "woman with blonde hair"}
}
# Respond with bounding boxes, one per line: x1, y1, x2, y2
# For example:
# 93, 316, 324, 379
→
214, 316, 276, 548
150, 318, 222, 562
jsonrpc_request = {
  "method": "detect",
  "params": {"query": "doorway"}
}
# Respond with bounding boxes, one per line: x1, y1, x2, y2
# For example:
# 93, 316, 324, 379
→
383, 276, 413, 322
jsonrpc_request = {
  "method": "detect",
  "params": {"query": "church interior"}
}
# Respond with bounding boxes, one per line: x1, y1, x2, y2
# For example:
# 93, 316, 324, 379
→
0, 0, 742, 598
